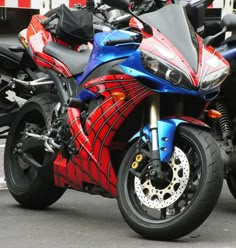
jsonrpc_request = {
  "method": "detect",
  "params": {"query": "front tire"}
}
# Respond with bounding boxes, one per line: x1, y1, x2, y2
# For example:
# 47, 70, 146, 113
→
4, 94, 66, 209
226, 173, 236, 199
117, 125, 223, 240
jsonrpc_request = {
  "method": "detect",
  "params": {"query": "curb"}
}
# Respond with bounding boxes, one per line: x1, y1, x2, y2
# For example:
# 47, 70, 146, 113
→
0, 177, 7, 190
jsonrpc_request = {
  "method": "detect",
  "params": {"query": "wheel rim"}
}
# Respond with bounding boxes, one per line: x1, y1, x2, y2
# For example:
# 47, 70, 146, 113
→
134, 147, 190, 209
125, 135, 203, 223
9, 109, 46, 191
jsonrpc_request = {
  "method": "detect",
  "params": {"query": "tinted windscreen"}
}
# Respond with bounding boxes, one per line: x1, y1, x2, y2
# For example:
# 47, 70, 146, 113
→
139, 4, 199, 73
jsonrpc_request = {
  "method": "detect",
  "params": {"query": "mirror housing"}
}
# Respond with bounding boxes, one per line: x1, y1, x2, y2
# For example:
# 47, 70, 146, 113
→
221, 14, 236, 31
102, 0, 131, 11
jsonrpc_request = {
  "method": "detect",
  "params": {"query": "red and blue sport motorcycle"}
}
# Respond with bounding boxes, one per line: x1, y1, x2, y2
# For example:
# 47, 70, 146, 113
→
4, 0, 229, 240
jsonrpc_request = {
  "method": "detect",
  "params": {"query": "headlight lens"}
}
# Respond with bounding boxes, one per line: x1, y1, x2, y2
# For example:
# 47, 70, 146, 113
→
200, 67, 230, 91
141, 50, 194, 90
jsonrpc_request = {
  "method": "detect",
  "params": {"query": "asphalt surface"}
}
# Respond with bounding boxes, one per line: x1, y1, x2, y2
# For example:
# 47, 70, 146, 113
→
0, 183, 235, 248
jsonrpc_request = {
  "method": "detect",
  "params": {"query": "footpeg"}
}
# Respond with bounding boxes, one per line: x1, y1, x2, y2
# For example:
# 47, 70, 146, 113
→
25, 132, 61, 153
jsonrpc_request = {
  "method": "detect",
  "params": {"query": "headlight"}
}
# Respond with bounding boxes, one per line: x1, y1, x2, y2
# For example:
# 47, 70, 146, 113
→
200, 67, 230, 91
141, 50, 194, 90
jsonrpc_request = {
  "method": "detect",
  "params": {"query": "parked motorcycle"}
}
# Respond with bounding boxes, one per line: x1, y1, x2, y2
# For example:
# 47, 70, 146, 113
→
100, 0, 236, 204
4, 0, 227, 240
197, 14, 236, 200
0, 32, 56, 132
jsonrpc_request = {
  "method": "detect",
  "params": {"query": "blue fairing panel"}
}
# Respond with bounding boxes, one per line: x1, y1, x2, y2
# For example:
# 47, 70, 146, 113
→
79, 89, 98, 101
76, 30, 140, 84
220, 47, 236, 61
130, 119, 186, 163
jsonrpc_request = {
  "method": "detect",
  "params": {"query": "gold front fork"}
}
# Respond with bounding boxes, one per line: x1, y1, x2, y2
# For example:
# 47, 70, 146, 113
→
150, 94, 160, 152
148, 93, 163, 178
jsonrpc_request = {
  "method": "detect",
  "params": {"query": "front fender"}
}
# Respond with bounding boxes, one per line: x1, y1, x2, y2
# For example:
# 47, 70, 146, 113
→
130, 117, 209, 163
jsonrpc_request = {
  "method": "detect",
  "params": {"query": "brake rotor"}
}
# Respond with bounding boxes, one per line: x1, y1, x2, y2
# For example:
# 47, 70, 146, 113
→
134, 146, 190, 209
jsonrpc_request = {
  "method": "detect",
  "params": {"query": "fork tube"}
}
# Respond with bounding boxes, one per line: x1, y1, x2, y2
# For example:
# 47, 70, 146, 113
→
150, 94, 160, 153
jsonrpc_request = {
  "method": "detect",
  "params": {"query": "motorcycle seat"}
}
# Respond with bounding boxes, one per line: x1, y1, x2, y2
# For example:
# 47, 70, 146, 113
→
43, 42, 91, 76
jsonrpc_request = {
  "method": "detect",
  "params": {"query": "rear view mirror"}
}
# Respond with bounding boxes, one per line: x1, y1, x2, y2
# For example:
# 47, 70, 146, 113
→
221, 14, 236, 31
102, 0, 131, 11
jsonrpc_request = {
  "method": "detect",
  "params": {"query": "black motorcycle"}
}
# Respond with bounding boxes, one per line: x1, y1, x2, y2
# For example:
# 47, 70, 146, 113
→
0, 31, 54, 132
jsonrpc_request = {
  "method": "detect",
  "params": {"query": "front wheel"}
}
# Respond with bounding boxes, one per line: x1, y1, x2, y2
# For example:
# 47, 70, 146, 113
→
117, 125, 223, 240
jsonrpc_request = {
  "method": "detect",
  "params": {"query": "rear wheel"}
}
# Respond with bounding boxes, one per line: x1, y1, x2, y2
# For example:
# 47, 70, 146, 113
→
4, 94, 66, 209
117, 125, 223, 240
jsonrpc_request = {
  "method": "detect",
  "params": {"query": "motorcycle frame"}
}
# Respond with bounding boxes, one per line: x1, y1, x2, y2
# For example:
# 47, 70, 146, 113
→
53, 72, 209, 197
51, 31, 212, 197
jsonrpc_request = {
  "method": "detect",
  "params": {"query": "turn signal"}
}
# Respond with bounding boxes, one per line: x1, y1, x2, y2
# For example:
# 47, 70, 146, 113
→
19, 37, 28, 48
207, 109, 222, 119
112, 92, 126, 101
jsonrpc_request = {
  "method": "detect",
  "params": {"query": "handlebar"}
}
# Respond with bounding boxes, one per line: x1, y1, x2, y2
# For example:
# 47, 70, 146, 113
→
104, 35, 141, 46
92, 0, 165, 29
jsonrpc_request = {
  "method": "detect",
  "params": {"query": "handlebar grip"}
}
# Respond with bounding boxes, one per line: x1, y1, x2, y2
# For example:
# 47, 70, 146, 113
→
104, 36, 139, 46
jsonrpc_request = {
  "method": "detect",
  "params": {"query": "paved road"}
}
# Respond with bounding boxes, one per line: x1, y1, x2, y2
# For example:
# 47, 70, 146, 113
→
0, 183, 235, 248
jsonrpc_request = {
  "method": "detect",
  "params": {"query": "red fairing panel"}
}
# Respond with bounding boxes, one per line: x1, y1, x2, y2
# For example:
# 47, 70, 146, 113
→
140, 29, 229, 88
129, 18, 229, 88
53, 74, 153, 197
27, 15, 72, 77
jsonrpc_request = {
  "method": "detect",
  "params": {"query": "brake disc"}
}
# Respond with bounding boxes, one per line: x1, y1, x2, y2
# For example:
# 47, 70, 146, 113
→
134, 146, 190, 209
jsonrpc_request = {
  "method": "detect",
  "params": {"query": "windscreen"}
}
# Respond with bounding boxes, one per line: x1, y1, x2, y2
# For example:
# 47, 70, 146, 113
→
139, 4, 199, 73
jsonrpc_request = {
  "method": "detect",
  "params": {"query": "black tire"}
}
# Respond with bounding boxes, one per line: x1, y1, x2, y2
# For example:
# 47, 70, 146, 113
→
117, 125, 223, 240
4, 94, 66, 209
227, 174, 236, 199
226, 138, 236, 199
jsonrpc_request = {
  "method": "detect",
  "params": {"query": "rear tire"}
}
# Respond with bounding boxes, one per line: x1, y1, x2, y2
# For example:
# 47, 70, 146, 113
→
4, 94, 66, 209
117, 125, 223, 240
